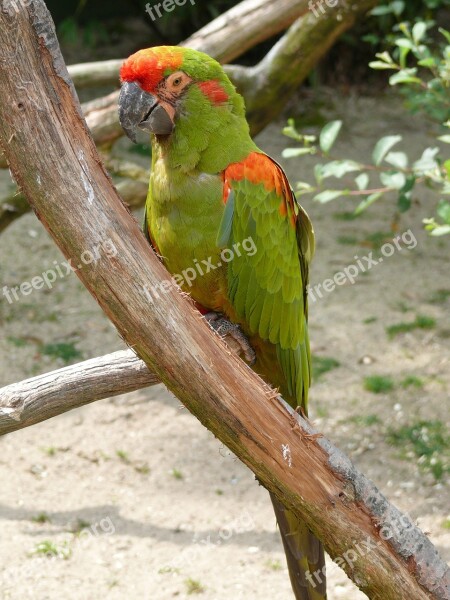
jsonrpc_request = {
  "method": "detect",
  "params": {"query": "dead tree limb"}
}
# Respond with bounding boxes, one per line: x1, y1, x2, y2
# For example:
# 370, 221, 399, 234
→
0, 350, 157, 433
0, 2, 448, 598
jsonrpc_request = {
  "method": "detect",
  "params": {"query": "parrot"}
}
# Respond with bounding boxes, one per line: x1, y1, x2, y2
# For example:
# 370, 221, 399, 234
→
118, 46, 326, 600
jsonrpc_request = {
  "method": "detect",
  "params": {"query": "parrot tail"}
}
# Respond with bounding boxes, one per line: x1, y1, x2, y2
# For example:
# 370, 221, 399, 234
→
270, 492, 327, 600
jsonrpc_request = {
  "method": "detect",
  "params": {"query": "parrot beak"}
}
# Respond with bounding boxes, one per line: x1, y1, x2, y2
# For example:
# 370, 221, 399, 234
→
118, 81, 174, 142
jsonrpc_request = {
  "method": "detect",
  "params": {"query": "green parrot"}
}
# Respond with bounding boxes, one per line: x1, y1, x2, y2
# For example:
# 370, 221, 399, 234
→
118, 46, 326, 600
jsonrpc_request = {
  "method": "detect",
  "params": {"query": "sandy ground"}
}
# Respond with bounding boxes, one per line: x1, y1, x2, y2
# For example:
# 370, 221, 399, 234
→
0, 90, 449, 599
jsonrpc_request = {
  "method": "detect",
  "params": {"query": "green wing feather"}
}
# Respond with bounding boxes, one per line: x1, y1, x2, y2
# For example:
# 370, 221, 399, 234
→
223, 156, 315, 410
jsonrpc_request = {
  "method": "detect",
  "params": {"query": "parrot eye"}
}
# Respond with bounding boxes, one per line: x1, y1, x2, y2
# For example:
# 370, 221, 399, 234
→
173, 77, 182, 87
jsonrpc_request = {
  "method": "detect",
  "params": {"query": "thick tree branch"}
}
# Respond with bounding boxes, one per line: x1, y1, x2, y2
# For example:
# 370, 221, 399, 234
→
0, 350, 157, 432
0, 2, 448, 598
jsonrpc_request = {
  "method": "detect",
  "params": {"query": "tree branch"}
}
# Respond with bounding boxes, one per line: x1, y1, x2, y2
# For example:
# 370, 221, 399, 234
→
0, 2, 448, 598
0, 350, 158, 433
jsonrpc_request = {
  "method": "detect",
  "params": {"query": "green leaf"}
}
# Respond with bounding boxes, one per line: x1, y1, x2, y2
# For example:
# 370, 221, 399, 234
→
397, 193, 411, 213
355, 173, 369, 190
438, 135, 450, 144
412, 22, 427, 44
413, 147, 440, 173
282, 119, 303, 141
444, 159, 450, 178
418, 57, 437, 68
320, 160, 362, 179
295, 182, 315, 196
354, 192, 383, 215
282, 147, 314, 158
373, 135, 403, 165
395, 38, 414, 50
376, 51, 394, 64
430, 225, 450, 236
391, 0, 405, 15
437, 200, 450, 224
370, 5, 395, 15
380, 171, 407, 190
369, 61, 398, 70
401, 175, 417, 195
313, 190, 346, 203
370, 1, 404, 16
398, 46, 411, 69
439, 28, 450, 45
385, 151, 408, 169
319, 121, 342, 154
389, 70, 422, 85
314, 164, 324, 185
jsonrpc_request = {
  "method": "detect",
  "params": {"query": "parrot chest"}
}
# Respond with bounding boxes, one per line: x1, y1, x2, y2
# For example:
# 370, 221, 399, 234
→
147, 162, 228, 310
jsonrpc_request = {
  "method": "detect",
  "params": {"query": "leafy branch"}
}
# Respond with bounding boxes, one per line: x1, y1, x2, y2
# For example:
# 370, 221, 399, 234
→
283, 21, 450, 235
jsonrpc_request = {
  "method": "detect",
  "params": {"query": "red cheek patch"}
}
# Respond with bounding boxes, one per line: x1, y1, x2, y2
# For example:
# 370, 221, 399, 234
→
198, 80, 229, 105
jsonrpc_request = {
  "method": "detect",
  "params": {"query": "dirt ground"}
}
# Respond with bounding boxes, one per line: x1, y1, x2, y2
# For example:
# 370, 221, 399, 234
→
0, 89, 449, 600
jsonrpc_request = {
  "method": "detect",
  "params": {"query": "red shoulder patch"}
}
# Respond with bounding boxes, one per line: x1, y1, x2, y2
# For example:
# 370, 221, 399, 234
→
198, 80, 229, 105
224, 152, 297, 226
120, 47, 184, 94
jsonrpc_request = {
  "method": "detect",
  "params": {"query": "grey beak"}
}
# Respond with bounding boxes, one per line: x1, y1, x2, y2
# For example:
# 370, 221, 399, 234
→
118, 81, 174, 142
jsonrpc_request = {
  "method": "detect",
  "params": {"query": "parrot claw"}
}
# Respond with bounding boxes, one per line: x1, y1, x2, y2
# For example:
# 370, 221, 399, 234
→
205, 312, 256, 365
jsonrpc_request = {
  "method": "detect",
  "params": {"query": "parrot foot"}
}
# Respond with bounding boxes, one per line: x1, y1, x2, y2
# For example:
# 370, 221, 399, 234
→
205, 312, 256, 365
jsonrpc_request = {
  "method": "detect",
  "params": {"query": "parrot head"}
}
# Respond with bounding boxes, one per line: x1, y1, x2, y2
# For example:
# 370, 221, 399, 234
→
118, 46, 244, 143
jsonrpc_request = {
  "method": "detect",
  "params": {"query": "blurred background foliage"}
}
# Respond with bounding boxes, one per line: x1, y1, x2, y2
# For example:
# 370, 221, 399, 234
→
47, 0, 450, 79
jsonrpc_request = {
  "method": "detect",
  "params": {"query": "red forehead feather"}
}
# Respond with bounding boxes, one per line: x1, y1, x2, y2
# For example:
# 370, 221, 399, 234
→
120, 47, 184, 93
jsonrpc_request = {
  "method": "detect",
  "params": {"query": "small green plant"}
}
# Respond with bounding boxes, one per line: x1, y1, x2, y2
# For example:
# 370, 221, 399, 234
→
116, 450, 130, 463
32, 513, 51, 524
158, 566, 181, 575
134, 462, 150, 475
336, 235, 358, 245
171, 468, 184, 480
31, 540, 71, 560
348, 414, 382, 426
387, 420, 450, 480
363, 316, 378, 324
70, 519, 91, 534
386, 315, 436, 337
428, 289, 450, 304
185, 577, 205, 594
312, 356, 340, 380
401, 375, 424, 388
42, 342, 82, 364
41, 446, 57, 457
364, 375, 395, 393
266, 559, 283, 571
